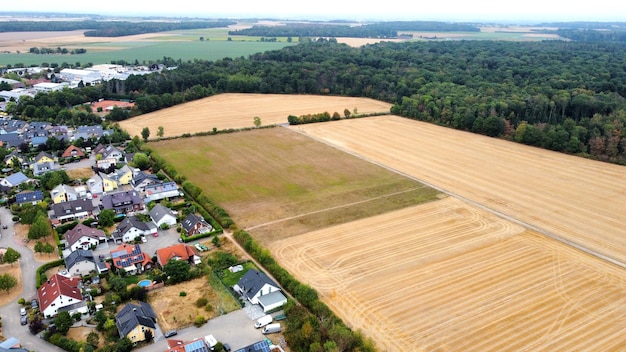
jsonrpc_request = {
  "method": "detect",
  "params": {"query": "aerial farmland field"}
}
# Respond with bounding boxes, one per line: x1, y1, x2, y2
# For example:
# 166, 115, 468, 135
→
148, 126, 438, 243
270, 197, 626, 351
121, 93, 392, 139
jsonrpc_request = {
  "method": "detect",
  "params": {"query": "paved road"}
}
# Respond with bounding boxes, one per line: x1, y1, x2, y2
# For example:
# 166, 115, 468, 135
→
61, 155, 95, 171
0, 206, 65, 352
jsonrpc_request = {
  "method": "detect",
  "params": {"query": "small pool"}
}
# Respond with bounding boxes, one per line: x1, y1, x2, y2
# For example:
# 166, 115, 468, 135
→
138, 280, 151, 288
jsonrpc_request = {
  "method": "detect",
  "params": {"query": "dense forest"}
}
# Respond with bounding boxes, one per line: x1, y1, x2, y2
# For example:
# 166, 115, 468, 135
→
8, 39, 626, 164
0, 20, 236, 36
229, 21, 480, 38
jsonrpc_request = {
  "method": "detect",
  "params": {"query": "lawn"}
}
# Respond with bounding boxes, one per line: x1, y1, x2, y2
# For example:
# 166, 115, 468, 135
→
149, 127, 439, 243
219, 262, 257, 287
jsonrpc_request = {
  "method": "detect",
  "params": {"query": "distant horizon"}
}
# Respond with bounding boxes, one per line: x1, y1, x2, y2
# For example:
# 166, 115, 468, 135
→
0, 3, 624, 25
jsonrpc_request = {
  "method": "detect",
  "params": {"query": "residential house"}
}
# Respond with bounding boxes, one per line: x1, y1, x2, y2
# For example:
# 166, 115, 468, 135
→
143, 181, 182, 203
50, 198, 97, 224
50, 184, 79, 204
32, 161, 58, 176
0, 133, 24, 149
65, 223, 105, 252
64, 249, 107, 277
30, 136, 48, 148
131, 171, 159, 192
0, 172, 30, 188
32, 151, 56, 164
149, 204, 177, 228
101, 190, 144, 215
96, 157, 118, 170
181, 214, 213, 236
115, 301, 157, 343
86, 174, 103, 195
165, 338, 211, 352
111, 215, 157, 243
234, 340, 272, 352
0, 337, 30, 352
3, 150, 25, 168
109, 243, 153, 274
156, 243, 201, 267
61, 145, 85, 159
99, 172, 118, 192
97, 144, 124, 161
15, 190, 44, 205
234, 269, 286, 312
37, 273, 83, 318
73, 125, 112, 141
110, 164, 135, 185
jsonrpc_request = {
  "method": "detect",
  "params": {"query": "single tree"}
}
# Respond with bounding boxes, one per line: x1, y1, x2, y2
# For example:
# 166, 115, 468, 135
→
144, 329, 153, 342
34, 241, 45, 255
42, 243, 55, 257
28, 214, 52, 240
157, 126, 164, 137
54, 310, 73, 335
0, 273, 17, 293
2, 247, 21, 266
132, 152, 151, 170
98, 209, 116, 227
141, 127, 150, 142
164, 258, 191, 284
253, 116, 261, 127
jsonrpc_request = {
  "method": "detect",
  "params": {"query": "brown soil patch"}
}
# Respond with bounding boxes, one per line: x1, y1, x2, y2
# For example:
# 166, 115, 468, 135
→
66, 326, 104, 347
148, 277, 233, 332
0, 263, 23, 306
119, 93, 392, 139
271, 198, 626, 351
64, 167, 95, 181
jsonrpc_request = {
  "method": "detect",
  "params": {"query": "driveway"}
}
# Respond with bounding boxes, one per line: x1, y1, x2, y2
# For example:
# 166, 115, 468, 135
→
137, 308, 267, 352
0, 206, 65, 352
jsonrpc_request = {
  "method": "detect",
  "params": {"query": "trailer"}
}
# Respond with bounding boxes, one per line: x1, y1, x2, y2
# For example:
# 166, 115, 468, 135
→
262, 323, 281, 334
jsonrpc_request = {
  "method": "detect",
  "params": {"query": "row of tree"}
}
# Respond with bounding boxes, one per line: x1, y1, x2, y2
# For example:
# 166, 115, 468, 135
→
29, 47, 87, 55
8, 39, 626, 163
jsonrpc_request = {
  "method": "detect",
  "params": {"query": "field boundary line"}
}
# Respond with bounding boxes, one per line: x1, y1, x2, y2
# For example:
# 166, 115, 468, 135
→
288, 124, 626, 270
244, 186, 424, 231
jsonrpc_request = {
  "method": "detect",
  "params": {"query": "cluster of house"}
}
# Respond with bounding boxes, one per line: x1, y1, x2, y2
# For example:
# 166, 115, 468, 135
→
0, 63, 165, 109
0, 119, 113, 150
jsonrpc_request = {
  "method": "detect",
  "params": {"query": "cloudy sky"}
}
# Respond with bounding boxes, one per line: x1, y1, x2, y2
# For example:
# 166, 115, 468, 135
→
1, 0, 624, 22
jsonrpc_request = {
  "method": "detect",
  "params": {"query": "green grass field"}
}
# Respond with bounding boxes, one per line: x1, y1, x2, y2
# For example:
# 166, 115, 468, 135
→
0, 40, 294, 66
149, 127, 440, 243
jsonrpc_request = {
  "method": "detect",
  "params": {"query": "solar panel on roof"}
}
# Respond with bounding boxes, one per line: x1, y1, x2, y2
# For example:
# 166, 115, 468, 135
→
184, 340, 208, 352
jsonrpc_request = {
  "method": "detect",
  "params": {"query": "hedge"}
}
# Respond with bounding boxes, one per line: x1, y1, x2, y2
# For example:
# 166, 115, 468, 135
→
36, 259, 65, 288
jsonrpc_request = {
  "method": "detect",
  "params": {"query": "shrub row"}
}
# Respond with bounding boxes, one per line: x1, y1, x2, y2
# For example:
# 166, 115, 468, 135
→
36, 259, 65, 288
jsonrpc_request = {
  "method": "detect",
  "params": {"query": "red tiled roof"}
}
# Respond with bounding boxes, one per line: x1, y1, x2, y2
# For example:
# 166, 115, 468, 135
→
110, 243, 152, 269
61, 145, 85, 158
37, 273, 82, 314
156, 244, 197, 267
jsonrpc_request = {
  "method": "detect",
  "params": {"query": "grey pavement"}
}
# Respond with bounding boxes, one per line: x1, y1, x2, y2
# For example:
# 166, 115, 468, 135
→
0, 206, 65, 352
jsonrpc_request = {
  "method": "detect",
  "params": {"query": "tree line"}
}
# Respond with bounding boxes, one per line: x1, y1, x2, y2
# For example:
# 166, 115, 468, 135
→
29, 47, 87, 55
9, 39, 626, 163
229, 21, 479, 39
0, 20, 235, 37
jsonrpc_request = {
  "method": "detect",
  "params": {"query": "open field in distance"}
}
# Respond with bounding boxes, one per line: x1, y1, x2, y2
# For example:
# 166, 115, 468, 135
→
121, 93, 392, 139
270, 197, 626, 351
296, 115, 626, 265
148, 127, 438, 243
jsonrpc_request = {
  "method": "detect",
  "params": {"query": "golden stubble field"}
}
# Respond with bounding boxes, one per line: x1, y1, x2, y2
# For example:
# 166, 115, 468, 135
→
270, 197, 626, 351
119, 93, 392, 138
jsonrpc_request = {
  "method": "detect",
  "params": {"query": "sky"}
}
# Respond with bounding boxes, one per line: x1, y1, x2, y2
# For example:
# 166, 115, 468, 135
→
1, 0, 624, 23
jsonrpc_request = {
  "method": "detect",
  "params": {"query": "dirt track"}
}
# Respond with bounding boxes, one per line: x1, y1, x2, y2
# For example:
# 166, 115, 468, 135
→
119, 94, 392, 138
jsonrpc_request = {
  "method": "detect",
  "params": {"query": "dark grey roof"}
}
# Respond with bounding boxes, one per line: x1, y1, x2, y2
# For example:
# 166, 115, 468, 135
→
64, 249, 95, 270
115, 215, 153, 236
149, 204, 176, 223
236, 269, 279, 301
131, 171, 159, 187
0, 133, 24, 148
181, 213, 210, 233
101, 190, 143, 210
234, 340, 271, 352
115, 301, 157, 338
51, 198, 95, 218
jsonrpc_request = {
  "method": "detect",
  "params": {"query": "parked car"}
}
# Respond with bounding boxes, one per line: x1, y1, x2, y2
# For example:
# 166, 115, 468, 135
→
153, 232, 158, 237
20, 307, 26, 316
31, 299, 38, 309
20, 315, 27, 325
223, 343, 231, 352
2, 224, 7, 229
164, 330, 177, 338
177, 238, 184, 243
141, 236, 147, 243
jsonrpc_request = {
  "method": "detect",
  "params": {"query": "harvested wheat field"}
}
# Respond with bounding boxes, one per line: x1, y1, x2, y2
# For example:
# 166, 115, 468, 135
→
295, 115, 626, 265
119, 93, 392, 139
270, 197, 626, 351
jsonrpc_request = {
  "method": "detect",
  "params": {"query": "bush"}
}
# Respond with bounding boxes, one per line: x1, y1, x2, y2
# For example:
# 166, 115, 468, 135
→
196, 297, 208, 308
179, 291, 187, 297
194, 315, 207, 327
18, 298, 26, 305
